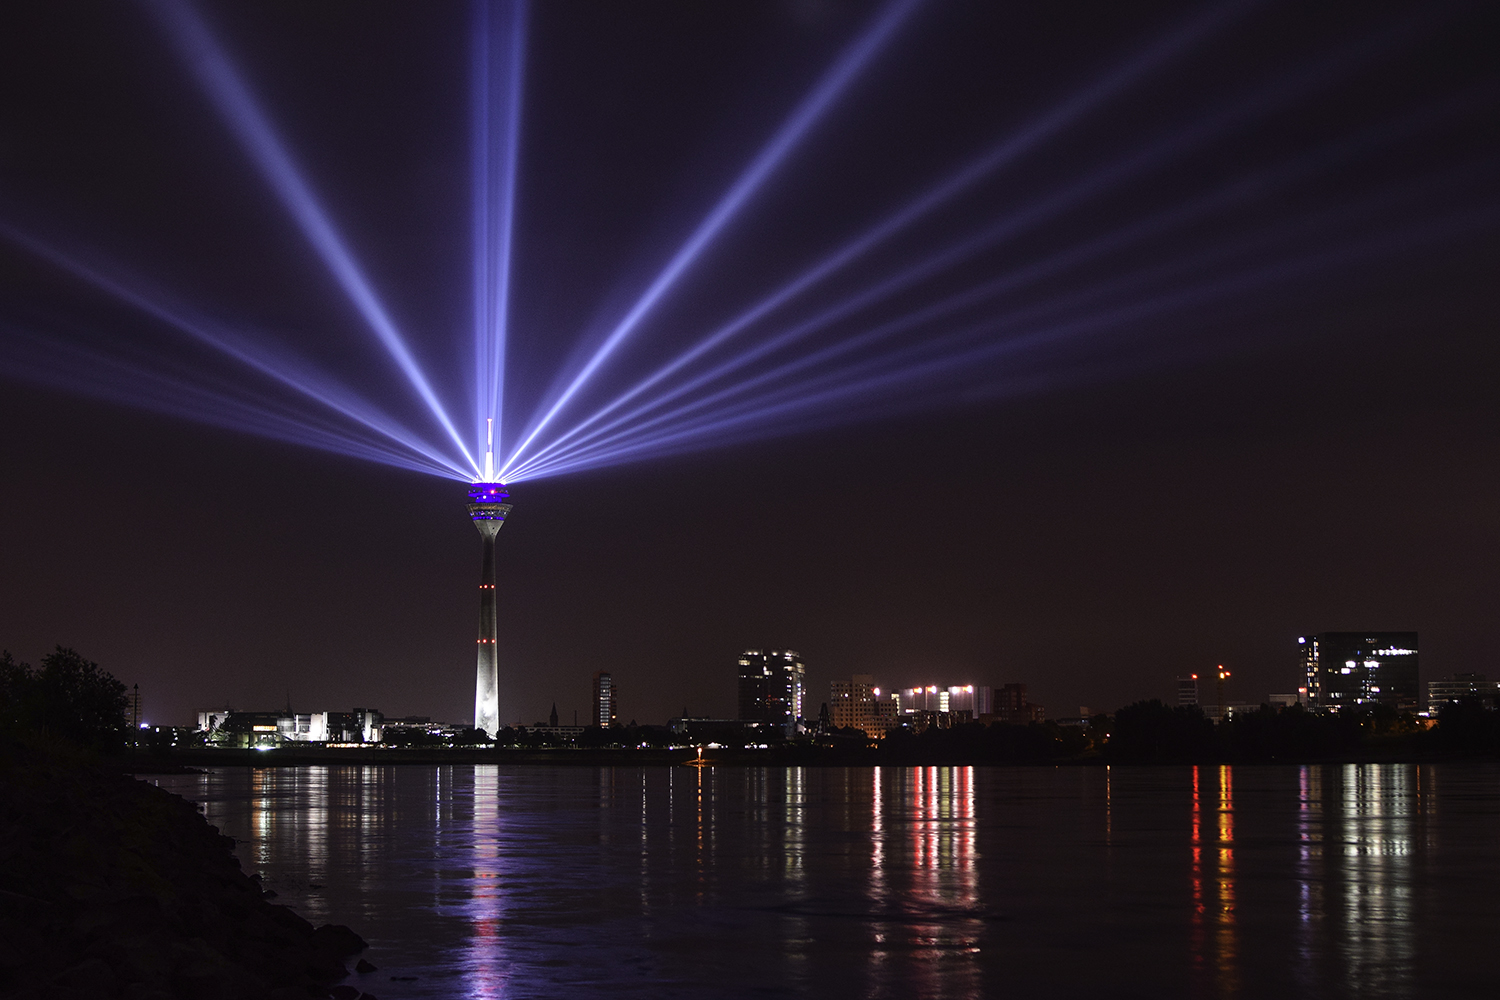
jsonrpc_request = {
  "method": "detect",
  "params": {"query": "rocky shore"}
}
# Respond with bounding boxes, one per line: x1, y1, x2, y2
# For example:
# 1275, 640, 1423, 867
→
0, 736, 369, 999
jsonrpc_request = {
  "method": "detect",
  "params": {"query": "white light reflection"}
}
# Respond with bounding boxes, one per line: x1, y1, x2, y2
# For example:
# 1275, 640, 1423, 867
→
639, 769, 650, 915
467, 764, 507, 999
1336, 764, 1414, 993
868, 766, 981, 994
782, 768, 811, 967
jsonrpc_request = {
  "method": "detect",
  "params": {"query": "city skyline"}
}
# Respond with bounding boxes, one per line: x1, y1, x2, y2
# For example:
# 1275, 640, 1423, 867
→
1, 1, 1497, 727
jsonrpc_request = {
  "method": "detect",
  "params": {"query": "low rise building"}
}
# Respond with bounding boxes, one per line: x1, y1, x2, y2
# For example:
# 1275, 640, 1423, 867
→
196, 707, 383, 745
1427, 673, 1499, 714
669, 717, 775, 746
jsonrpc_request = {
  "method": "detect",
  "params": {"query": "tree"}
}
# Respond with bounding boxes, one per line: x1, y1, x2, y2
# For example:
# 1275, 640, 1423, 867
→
0, 646, 129, 752
1107, 700, 1215, 762
453, 727, 493, 747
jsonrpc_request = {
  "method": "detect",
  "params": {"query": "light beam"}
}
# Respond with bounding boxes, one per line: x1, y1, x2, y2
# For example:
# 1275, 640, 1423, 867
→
516, 0, 1259, 472
516, 174, 1497, 481
0, 223, 473, 478
497, 0, 925, 480
510, 10, 1409, 478
471, 0, 527, 466
146, 0, 480, 475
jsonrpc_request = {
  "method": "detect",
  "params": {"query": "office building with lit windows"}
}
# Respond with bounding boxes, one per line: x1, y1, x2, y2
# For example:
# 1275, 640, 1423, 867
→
1300, 632, 1419, 713
737, 649, 805, 735
829, 674, 900, 738
591, 671, 617, 727
829, 674, 876, 732
1178, 675, 1199, 707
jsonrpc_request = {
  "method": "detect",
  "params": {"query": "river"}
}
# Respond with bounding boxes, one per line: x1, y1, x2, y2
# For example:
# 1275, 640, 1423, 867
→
149, 763, 1500, 999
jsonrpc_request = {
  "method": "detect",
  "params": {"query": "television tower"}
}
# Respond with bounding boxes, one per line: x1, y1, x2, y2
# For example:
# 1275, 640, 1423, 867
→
467, 419, 512, 737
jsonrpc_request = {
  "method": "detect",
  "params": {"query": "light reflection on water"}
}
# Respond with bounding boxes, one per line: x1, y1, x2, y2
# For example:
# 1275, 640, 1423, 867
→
149, 763, 1500, 999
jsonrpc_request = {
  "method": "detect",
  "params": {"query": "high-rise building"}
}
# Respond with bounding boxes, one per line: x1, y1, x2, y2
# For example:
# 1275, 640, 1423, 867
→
829, 674, 895, 739
1427, 673, 1499, 714
1301, 632, 1419, 713
829, 674, 876, 731
737, 649, 805, 735
1178, 675, 1200, 707
591, 671, 617, 728
466, 430, 513, 737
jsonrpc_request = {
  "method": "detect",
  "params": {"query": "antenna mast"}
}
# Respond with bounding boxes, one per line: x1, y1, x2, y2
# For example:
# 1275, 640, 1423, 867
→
485, 417, 495, 482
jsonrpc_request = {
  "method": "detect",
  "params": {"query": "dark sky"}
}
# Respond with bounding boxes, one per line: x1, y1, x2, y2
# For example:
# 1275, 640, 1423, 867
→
1, 0, 1497, 728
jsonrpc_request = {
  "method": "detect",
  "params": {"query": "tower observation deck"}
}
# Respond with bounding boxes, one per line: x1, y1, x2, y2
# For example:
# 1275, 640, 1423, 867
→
467, 474, 512, 737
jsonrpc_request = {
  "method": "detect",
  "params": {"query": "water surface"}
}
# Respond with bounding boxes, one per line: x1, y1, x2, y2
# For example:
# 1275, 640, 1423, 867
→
151, 763, 1500, 998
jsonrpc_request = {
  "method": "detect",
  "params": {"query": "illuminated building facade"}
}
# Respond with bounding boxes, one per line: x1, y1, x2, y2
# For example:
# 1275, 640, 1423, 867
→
1301, 632, 1419, 712
195, 708, 383, 746
591, 670, 617, 727
467, 481, 513, 737
947, 685, 991, 716
898, 684, 992, 717
900, 685, 950, 713
737, 649, 805, 735
277, 713, 328, 742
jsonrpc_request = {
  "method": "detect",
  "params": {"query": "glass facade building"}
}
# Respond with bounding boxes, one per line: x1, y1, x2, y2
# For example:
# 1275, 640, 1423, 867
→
1301, 632, 1419, 713
737, 649, 805, 735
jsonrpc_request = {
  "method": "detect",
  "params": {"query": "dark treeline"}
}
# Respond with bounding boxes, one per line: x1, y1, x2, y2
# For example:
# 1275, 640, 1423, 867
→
1101, 698, 1500, 763
864, 720, 1091, 764
801, 698, 1500, 765
0, 646, 128, 752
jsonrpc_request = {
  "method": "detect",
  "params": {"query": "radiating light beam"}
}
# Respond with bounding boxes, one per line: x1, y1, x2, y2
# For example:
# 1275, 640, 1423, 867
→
517, 0, 1258, 472
0, 222, 472, 478
516, 183, 1498, 481
497, 0, 925, 480
146, 0, 480, 476
510, 86, 1489, 479
0, 323, 464, 479
471, 0, 527, 463
513, 11, 1403, 477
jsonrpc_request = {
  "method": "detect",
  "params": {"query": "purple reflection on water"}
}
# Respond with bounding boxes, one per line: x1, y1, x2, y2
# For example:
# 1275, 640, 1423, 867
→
148, 764, 1500, 999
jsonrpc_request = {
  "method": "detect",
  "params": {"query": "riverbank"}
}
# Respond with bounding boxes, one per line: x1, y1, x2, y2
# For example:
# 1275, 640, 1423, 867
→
121, 741, 1474, 769
0, 735, 367, 999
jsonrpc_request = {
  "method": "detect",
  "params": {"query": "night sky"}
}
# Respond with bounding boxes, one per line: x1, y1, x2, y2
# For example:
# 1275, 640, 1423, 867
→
1, 0, 1497, 729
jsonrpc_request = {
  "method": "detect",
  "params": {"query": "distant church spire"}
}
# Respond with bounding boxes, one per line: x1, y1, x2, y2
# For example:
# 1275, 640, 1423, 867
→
549, 703, 558, 728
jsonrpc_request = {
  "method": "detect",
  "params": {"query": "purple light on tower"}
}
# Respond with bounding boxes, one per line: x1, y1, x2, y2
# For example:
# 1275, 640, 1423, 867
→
467, 461, 512, 738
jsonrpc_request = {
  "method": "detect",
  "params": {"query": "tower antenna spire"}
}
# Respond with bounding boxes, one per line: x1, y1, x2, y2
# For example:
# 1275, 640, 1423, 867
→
485, 417, 495, 482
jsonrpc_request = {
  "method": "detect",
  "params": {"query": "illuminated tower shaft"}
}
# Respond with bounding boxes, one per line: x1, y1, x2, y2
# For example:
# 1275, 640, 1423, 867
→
467, 480, 512, 737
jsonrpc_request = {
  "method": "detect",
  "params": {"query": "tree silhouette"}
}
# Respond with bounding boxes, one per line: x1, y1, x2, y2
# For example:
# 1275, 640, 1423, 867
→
0, 646, 128, 752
